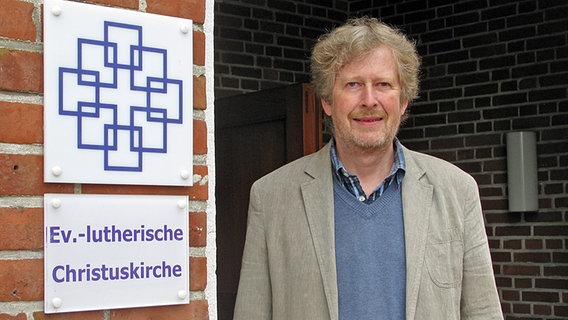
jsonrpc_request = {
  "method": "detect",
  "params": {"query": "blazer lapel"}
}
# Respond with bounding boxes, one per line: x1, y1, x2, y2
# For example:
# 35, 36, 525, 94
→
401, 148, 433, 320
301, 144, 339, 320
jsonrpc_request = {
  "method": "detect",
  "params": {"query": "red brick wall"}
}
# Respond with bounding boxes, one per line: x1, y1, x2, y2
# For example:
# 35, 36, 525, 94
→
0, 0, 212, 319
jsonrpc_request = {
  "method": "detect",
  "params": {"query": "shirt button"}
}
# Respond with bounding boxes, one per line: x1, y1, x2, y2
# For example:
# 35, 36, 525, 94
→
358, 196, 365, 202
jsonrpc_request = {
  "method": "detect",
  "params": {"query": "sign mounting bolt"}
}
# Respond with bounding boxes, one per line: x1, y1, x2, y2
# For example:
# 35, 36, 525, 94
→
180, 23, 190, 34
51, 199, 62, 209
177, 290, 187, 300
52, 297, 62, 308
51, 6, 62, 16
52, 166, 62, 177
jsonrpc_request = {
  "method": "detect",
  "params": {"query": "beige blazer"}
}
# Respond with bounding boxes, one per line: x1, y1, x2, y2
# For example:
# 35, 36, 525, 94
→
234, 143, 503, 320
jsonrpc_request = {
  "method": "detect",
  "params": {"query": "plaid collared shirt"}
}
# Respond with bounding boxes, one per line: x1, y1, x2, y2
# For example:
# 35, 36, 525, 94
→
330, 138, 406, 204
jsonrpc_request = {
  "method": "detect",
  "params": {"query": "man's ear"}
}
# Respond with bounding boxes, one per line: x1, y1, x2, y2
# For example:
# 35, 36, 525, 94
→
321, 97, 332, 116
401, 99, 409, 115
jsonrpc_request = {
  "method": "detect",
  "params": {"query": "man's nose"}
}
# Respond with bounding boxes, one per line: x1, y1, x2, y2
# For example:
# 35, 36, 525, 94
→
361, 85, 379, 107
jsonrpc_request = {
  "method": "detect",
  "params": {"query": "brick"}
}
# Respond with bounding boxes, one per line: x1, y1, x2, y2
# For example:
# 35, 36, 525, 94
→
525, 239, 543, 250
431, 137, 464, 149
534, 304, 552, 315
110, 300, 208, 319
0, 259, 43, 301
534, 225, 568, 236
553, 252, 568, 263
193, 31, 206, 66
464, 83, 498, 97
480, 55, 515, 70
512, 303, 531, 313
464, 134, 501, 147
536, 278, 568, 290
424, 125, 458, 137
0, 314, 26, 320
479, 187, 503, 197
193, 119, 208, 155
483, 159, 506, 171
514, 252, 551, 263
0, 49, 43, 93
193, 76, 207, 110
495, 226, 531, 237
456, 72, 491, 85
494, 276, 512, 288
529, 88, 567, 102
501, 289, 520, 301
490, 251, 511, 262
33, 310, 104, 320
429, 151, 455, 162
190, 257, 207, 291
455, 161, 482, 173
413, 114, 446, 126
503, 265, 540, 276
0, 208, 43, 250
0, 154, 73, 196
522, 291, 560, 302
189, 212, 207, 247
0, 101, 43, 144
556, 305, 568, 317
514, 278, 532, 288
482, 106, 518, 120
499, 26, 536, 41
146, 0, 206, 24
475, 147, 492, 159
545, 239, 563, 249
492, 92, 528, 106
0, 0, 36, 41
88, 0, 138, 9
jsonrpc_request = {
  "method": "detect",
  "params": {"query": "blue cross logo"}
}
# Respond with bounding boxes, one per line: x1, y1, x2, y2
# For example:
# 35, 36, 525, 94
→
58, 21, 184, 172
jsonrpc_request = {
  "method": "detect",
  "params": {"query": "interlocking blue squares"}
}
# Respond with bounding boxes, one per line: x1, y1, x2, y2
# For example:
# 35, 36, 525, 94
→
44, 0, 193, 186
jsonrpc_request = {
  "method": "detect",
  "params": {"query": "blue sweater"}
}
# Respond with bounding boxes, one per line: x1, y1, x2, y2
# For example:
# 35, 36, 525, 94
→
334, 172, 406, 320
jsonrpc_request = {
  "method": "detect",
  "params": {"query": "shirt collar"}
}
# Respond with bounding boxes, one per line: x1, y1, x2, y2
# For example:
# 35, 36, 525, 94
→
330, 138, 406, 186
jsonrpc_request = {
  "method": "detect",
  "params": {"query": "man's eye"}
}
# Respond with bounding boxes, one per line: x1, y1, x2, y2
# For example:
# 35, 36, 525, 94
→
346, 82, 359, 88
377, 82, 390, 87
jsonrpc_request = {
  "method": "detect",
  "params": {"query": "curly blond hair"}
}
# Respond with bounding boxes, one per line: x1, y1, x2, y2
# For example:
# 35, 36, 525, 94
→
311, 17, 421, 105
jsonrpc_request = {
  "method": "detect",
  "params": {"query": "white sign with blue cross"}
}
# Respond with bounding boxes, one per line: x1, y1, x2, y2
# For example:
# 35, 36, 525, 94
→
43, 0, 193, 186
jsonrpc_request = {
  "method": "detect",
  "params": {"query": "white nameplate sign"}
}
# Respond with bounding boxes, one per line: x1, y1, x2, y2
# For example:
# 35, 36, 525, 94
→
43, 0, 193, 186
44, 194, 190, 313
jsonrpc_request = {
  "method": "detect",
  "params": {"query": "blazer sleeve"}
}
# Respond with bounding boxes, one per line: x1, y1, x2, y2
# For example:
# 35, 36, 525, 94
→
460, 178, 503, 319
233, 182, 272, 320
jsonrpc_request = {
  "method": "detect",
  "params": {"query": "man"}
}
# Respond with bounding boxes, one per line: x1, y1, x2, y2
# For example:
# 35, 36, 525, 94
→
234, 17, 503, 320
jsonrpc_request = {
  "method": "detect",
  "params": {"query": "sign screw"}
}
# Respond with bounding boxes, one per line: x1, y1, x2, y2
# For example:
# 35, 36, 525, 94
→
180, 170, 190, 180
177, 290, 187, 300
52, 166, 62, 177
52, 297, 62, 308
177, 199, 187, 209
180, 24, 190, 34
51, 6, 62, 16
51, 199, 62, 209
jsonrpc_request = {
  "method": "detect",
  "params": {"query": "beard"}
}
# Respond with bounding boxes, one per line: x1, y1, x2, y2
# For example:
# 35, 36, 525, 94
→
332, 110, 401, 153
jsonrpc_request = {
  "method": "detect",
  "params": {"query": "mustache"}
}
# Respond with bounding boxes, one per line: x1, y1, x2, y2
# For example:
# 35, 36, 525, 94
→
349, 110, 387, 119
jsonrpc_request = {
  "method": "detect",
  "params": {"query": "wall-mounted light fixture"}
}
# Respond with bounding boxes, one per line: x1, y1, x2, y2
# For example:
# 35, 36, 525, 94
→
506, 131, 538, 212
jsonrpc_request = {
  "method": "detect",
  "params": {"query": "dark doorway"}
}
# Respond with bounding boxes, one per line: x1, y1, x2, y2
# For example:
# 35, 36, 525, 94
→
215, 84, 323, 319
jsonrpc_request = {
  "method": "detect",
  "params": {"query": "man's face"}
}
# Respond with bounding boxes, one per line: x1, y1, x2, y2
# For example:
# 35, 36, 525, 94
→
322, 46, 408, 153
